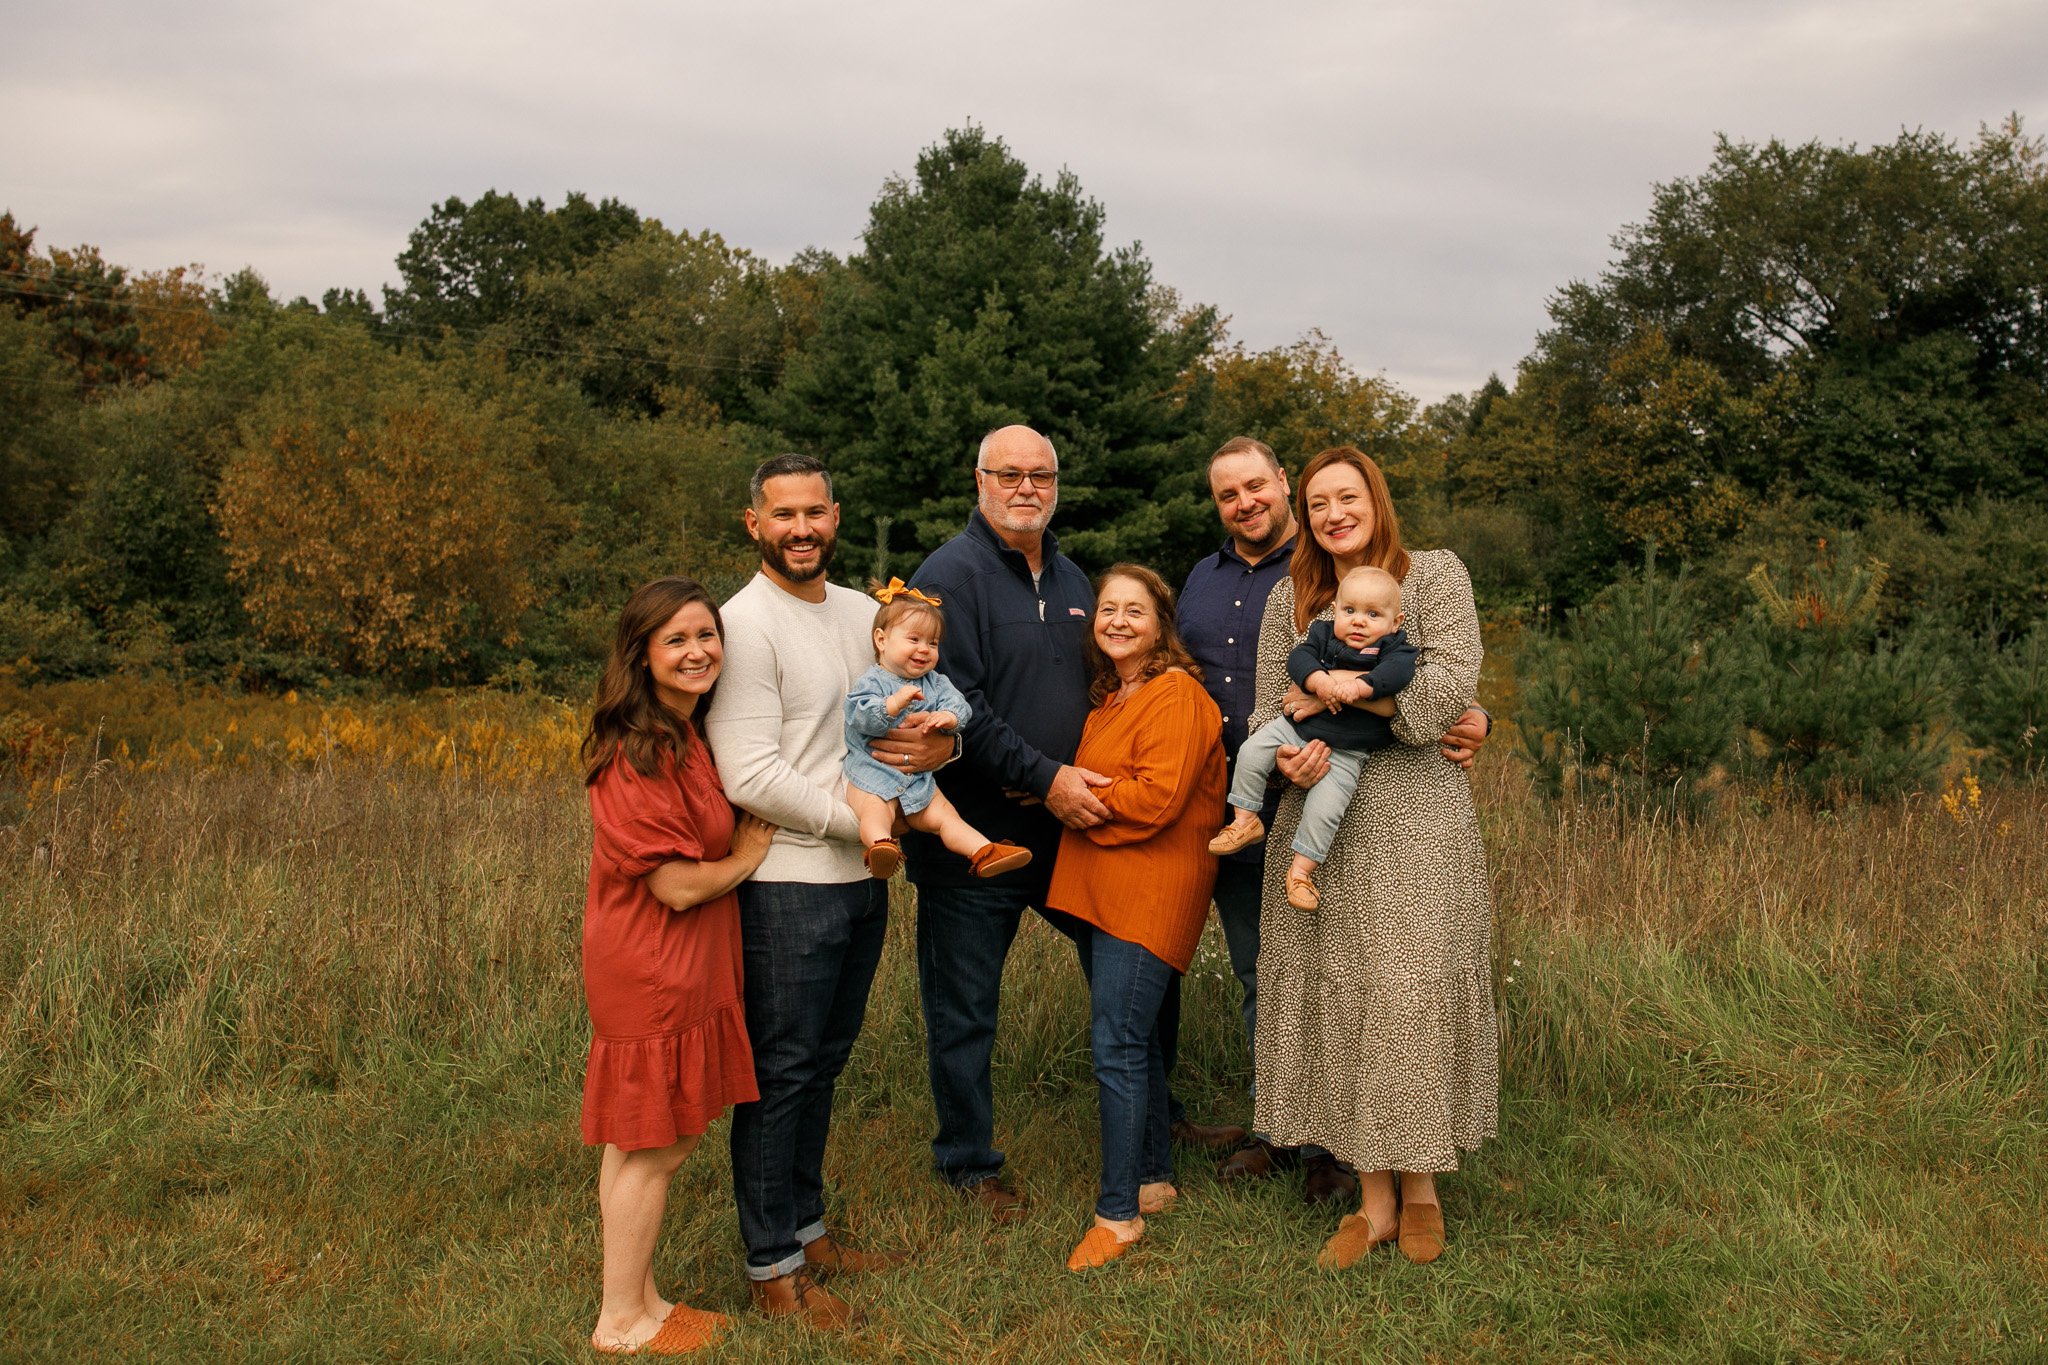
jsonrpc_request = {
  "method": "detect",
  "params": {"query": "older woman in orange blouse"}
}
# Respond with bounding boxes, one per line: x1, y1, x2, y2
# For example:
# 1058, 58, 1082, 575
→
1045, 563, 1227, 1273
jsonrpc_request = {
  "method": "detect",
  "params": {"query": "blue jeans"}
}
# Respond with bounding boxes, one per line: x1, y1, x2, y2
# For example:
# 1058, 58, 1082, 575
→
730, 879, 888, 1279
914, 879, 1030, 1186
1059, 919, 1178, 1221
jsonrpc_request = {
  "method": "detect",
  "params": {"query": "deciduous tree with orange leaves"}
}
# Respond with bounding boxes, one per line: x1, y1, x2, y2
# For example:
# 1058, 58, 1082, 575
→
216, 373, 545, 681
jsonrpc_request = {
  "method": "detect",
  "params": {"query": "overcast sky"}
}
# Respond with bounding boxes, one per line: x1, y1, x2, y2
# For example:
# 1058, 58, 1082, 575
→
6, 1, 2044, 402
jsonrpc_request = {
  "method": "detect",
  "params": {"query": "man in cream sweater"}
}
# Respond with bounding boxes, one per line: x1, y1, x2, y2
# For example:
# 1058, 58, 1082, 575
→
704, 454, 948, 1329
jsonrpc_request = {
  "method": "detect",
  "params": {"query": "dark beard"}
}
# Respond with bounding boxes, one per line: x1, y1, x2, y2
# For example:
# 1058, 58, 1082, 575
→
1238, 514, 1293, 561
761, 531, 837, 583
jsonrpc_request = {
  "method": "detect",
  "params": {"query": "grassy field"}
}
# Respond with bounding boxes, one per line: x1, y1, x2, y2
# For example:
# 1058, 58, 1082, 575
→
3, 682, 2045, 1362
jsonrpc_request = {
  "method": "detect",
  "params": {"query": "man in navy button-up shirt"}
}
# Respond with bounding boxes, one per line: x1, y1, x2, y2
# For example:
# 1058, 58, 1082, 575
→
1177, 439, 1304, 1154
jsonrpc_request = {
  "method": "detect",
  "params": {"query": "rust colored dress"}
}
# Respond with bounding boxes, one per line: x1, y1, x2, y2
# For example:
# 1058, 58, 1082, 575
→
581, 733, 758, 1151
1046, 669, 1227, 971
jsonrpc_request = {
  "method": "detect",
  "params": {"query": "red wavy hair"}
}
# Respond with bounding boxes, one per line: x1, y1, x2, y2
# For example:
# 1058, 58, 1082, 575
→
1290, 447, 1410, 632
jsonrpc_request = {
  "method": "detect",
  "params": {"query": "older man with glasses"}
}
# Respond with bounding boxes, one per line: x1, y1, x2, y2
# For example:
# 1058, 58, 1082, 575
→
889, 424, 1109, 1219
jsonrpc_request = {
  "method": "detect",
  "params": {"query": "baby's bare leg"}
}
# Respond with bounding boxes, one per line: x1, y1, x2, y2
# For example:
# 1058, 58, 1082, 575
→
846, 787, 901, 847
904, 789, 990, 859
1288, 851, 1322, 883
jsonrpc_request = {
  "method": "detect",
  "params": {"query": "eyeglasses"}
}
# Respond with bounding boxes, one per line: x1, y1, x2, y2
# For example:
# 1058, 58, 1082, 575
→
977, 467, 1058, 490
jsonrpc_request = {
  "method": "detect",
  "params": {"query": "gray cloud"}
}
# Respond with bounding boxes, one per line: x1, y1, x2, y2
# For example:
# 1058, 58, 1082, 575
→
5, 0, 2042, 401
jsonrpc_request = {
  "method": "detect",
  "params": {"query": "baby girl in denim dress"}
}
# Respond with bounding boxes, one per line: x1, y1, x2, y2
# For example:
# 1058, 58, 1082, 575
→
842, 580, 1032, 881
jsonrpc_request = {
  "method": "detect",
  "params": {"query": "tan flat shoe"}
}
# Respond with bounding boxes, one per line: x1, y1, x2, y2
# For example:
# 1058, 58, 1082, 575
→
1397, 1200, 1445, 1264
1316, 1212, 1396, 1270
1286, 871, 1321, 912
1207, 814, 1265, 855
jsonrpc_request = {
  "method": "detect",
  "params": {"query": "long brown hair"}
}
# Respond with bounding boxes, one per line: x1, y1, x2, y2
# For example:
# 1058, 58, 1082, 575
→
1290, 446, 1410, 632
1083, 563, 1204, 705
581, 577, 724, 784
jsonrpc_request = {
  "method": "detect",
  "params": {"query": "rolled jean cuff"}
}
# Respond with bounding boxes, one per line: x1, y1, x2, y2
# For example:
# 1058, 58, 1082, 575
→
794, 1218, 828, 1249
746, 1245, 810, 1281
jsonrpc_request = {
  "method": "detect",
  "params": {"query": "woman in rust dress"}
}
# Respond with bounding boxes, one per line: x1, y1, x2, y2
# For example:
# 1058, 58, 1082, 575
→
580, 577, 777, 1356
1045, 563, 1227, 1272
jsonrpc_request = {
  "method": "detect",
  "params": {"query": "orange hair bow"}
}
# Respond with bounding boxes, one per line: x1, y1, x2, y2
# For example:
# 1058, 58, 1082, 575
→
874, 577, 942, 607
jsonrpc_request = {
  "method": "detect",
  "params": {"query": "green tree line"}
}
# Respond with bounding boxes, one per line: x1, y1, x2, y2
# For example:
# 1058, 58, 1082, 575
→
3, 122, 2044, 763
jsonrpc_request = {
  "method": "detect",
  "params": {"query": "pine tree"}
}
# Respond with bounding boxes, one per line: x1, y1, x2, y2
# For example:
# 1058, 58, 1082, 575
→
1737, 553, 1950, 800
1517, 552, 1741, 810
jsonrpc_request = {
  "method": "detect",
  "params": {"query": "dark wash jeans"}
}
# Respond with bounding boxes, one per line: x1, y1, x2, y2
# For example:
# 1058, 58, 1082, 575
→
729, 878, 887, 1279
1050, 913, 1178, 1221
914, 879, 1031, 1186
1209, 856, 1264, 1058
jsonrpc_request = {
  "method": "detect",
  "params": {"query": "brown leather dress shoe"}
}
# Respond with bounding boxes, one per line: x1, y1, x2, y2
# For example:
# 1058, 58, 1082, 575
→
749, 1264, 863, 1330
1170, 1117, 1248, 1151
1217, 1138, 1290, 1182
956, 1175, 1029, 1222
1303, 1153, 1360, 1205
803, 1231, 910, 1277
1397, 1199, 1446, 1264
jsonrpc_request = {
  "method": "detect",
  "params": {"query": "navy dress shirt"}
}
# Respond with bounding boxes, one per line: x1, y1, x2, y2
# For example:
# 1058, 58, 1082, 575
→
1178, 536, 1296, 760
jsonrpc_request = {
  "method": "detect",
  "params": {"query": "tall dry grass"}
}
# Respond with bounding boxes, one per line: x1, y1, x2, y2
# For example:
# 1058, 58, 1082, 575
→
2, 677, 2044, 1359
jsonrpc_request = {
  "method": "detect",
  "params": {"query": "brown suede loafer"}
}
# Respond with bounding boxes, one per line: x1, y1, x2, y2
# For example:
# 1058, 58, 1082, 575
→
749, 1264, 863, 1330
1207, 815, 1265, 856
968, 841, 1033, 877
1397, 1199, 1446, 1264
1315, 1212, 1397, 1271
863, 839, 901, 879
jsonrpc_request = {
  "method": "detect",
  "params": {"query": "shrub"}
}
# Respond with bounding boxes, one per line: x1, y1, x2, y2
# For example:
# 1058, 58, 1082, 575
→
0, 595, 107, 680
1436, 503, 1555, 616
1735, 557, 1951, 801
1959, 624, 2048, 778
1516, 560, 1741, 809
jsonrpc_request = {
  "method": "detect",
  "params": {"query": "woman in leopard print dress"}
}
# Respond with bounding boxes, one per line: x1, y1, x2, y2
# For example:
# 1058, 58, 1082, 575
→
1248, 446, 1498, 1268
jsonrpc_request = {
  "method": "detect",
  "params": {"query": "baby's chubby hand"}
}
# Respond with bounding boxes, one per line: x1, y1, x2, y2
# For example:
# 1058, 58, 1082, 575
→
884, 684, 925, 716
905, 709, 958, 734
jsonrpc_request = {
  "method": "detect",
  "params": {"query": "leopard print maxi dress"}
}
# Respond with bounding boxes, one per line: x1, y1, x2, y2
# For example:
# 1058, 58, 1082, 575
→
1249, 549, 1499, 1173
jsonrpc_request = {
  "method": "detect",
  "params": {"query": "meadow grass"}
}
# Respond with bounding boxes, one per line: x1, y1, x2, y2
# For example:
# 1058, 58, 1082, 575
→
2, 687, 2045, 1362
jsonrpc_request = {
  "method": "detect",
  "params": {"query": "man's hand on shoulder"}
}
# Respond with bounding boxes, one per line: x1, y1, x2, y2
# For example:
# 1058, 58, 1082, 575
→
1046, 764, 1112, 828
